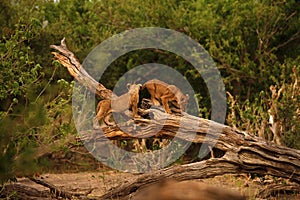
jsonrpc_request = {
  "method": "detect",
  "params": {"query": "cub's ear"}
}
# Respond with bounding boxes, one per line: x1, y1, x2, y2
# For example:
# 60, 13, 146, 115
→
184, 94, 190, 101
127, 83, 131, 89
138, 84, 142, 89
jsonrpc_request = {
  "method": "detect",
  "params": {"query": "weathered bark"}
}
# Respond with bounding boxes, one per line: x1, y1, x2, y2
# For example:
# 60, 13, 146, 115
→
50, 38, 115, 100
95, 108, 300, 199
0, 184, 50, 199
51, 39, 300, 199
256, 183, 300, 198
1, 178, 91, 200
28, 177, 81, 199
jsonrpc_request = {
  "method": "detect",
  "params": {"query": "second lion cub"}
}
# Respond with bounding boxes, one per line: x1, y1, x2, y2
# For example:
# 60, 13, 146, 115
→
93, 83, 142, 129
142, 79, 189, 114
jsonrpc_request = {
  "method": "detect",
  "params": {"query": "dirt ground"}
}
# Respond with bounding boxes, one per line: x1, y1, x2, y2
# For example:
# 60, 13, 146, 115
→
4, 171, 299, 200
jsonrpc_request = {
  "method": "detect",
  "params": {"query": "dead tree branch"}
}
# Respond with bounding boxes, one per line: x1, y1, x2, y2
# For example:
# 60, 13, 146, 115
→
50, 38, 115, 100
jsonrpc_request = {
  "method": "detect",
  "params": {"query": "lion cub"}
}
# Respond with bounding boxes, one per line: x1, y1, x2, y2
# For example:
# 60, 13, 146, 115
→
142, 79, 189, 114
93, 84, 142, 129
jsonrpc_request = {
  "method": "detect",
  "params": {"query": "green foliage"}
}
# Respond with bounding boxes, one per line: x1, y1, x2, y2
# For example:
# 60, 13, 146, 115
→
0, 79, 75, 182
279, 65, 300, 148
0, 0, 299, 182
0, 18, 42, 109
0, 6, 45, 182
227, 63, 300, 148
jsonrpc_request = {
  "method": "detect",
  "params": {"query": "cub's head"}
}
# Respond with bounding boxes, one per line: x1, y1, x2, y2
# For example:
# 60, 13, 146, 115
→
180, 94, 189, 110
127, 83, 142, 94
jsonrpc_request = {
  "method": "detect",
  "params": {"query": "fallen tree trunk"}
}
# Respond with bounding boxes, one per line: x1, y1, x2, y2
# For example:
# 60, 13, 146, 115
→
91, 109, 300, 199
50, 39, 300, 199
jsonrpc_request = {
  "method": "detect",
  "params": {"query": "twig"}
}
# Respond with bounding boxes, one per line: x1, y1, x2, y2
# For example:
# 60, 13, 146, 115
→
28, 176, 89, 199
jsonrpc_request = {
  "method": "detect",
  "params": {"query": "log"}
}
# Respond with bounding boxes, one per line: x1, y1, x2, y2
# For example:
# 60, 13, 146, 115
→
96, 109, 300, 198
28, 177, 80, 199
50, 39, 300, 199
1, 178, 92, 200
256, 183, 300, 198
0, 184, 50, 199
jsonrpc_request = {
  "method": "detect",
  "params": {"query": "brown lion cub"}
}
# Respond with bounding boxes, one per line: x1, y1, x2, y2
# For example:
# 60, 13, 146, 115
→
142, 79, 189, 114
93, 84, 142, 129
